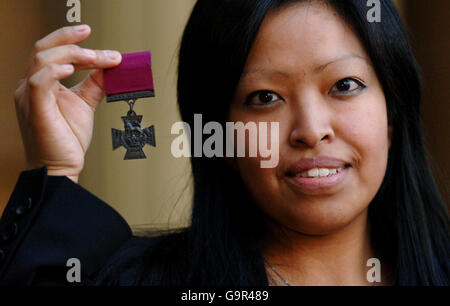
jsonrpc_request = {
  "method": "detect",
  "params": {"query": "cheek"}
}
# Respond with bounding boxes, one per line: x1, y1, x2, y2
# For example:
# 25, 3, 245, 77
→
233, 121, 283, 200
338, 97, 390, 189
229, 117, 284, 207
235, 157, 281, 212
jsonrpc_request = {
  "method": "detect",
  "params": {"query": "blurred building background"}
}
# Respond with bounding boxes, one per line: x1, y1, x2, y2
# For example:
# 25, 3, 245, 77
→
0, 0, 448, 231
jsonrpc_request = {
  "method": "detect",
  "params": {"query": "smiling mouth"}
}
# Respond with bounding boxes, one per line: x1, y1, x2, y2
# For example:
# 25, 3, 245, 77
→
286, 164, 351, 178
284, 163, 351, 192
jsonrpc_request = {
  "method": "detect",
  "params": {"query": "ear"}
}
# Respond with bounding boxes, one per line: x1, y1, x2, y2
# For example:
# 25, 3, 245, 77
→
388, 125, 393, 149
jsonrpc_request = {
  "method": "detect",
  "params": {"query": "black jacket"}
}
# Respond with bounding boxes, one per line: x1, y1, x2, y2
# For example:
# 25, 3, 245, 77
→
0, 167, 163, 285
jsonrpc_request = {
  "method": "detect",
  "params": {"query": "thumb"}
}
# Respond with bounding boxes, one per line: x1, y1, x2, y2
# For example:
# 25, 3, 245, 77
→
71, 69, 105, 111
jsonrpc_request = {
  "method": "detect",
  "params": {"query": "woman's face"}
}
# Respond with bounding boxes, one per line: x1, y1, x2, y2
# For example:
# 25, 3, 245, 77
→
228, 1, 391, 235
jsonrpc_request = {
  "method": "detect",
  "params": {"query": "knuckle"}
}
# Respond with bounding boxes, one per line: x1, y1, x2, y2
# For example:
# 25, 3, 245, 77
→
14, 79, 26, 100
14, 88, 23, 104
47, 63, 59, 74
84, 55, 95, 66
68, 43, 79, 51
33, 39, 44, 52
68, 44, 81, 56
28, 74, 40, 88
34, 51, 46, 66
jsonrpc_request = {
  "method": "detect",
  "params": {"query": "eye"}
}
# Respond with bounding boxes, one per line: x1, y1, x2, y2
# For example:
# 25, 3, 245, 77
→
245, 90, 283, 107
329, 78, 366, 95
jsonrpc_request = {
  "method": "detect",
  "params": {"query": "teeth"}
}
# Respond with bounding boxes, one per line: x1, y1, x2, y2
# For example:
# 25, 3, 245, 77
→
319, 168, 330, 177
308, 168, 319, 177
296, 167, 343, 178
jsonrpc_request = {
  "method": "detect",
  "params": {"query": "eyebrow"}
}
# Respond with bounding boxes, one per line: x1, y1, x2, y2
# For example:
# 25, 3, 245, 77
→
241, 53, 369, 79
314, 53, 369, 73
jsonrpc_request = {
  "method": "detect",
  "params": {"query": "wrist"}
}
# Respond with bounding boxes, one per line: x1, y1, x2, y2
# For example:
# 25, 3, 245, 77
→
26, 162, 81, 183
46, 169, 79, 183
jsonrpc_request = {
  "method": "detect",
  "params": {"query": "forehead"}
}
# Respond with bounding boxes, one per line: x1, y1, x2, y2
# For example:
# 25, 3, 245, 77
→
243, 1, 369, 76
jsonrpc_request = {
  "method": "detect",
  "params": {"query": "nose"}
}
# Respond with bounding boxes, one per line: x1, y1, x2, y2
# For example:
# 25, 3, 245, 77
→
289, 92, 335, 148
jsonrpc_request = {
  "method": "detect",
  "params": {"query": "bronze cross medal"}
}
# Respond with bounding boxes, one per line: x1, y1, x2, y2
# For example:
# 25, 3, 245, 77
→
112, 100, 156, 160
103, 51, 156, 160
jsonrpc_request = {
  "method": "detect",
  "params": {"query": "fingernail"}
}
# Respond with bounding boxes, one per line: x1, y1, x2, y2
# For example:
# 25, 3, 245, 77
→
74, 24, 89, 32
83, 48, 96, 58
104, 50, 121, 60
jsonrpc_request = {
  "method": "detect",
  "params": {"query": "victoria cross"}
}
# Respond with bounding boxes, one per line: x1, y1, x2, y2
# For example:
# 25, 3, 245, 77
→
112, 111, 156, 160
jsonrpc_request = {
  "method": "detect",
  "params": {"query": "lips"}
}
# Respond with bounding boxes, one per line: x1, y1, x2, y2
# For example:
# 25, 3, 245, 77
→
286, 156, 351, 177
284, 156, 352, 192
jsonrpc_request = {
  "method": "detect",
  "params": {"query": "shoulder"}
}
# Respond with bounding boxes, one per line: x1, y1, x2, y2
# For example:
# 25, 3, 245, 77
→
91, 229, 189, 285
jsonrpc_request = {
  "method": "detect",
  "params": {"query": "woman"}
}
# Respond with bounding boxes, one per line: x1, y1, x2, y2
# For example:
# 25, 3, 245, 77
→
1, 0, 448, 286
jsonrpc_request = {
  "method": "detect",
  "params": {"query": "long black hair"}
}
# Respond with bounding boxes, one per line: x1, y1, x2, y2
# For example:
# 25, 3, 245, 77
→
130, 0, 449, 286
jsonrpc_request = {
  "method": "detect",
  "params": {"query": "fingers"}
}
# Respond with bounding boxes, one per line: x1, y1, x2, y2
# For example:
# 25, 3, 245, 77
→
18, 24, 122, 115
27, 64, 75, 115
30, 44, 121, 75
71, 69, 105, 111
29, 63, 75, 88
33, 24, 91, 56
14, 78, 27, 104
27, 25, 91, 74
27, 24, 122, 76
75, 50, 121, 70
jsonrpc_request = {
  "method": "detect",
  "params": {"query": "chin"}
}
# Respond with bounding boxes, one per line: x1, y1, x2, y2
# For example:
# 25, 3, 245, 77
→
290, 219, 357, 236
268, 200, 370, 236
